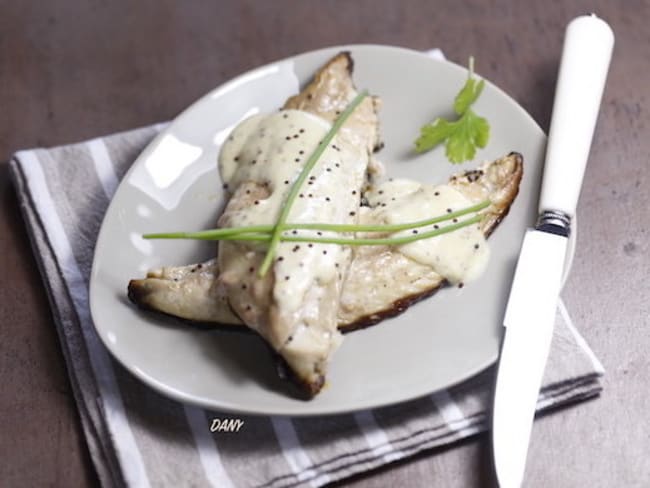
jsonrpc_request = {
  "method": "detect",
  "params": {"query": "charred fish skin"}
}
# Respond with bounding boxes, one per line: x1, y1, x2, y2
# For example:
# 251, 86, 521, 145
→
458, 151, 524, 238
283, 52, 383, 154
129, 152, 523, 334
128, 259, 242, 325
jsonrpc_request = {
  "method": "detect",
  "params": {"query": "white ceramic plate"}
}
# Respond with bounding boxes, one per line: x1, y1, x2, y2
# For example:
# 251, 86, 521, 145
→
90, 45, 572, 416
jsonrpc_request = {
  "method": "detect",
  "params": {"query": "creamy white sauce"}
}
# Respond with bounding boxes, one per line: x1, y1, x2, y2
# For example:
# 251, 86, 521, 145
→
365, 180, 490, 284
219, 109, 366, 312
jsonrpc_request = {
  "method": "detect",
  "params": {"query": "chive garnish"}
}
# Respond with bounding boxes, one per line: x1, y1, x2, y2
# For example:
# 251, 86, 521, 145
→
144, 214, 483, 246
257, 90, 369, 277
143, 199, 490, 241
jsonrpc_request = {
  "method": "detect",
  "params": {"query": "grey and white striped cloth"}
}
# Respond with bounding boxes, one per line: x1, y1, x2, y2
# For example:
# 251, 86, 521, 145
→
9, 52, 605, 488
10, 122, 605, 488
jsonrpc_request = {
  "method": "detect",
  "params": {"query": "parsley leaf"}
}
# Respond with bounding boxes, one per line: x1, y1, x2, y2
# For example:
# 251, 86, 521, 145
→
445, 111, 490, 163
415, 118, 455, 152
414, 57, 490, 164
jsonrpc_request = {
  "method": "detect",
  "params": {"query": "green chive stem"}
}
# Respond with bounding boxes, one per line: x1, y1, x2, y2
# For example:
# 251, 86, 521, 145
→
257, 90, 369, 277
142, 215, 482, 247
143, 199, 490, 241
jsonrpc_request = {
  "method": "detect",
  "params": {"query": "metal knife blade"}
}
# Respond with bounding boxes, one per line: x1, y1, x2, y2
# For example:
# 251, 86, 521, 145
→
493, 229, 567, 488
491, 14, 614, 488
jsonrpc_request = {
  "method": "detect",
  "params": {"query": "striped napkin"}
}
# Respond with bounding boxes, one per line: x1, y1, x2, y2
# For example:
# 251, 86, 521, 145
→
9, 52, 604, 488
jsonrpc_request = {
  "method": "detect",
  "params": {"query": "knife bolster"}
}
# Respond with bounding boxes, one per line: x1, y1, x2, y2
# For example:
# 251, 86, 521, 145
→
536, 210, 571, 237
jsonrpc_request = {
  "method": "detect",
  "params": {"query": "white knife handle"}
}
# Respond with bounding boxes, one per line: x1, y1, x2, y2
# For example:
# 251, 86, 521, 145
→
539, 15, 614, 218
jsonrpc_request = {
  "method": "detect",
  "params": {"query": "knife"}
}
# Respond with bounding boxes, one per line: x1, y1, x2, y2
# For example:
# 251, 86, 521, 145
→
492, 14, 614, 488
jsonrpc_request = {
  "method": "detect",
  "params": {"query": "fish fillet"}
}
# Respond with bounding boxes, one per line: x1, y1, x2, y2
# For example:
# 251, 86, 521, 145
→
130, 52, 380, 396
129, 152, 523, 332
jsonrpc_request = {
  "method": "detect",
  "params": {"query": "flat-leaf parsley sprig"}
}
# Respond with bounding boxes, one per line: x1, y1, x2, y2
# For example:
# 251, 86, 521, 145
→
414, 56, 490, 163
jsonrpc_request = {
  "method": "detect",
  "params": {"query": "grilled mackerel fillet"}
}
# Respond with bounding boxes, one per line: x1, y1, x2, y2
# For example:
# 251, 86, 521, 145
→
131, 52, 380, 396
129, 152, 523, 332
339, 152, 522, 329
